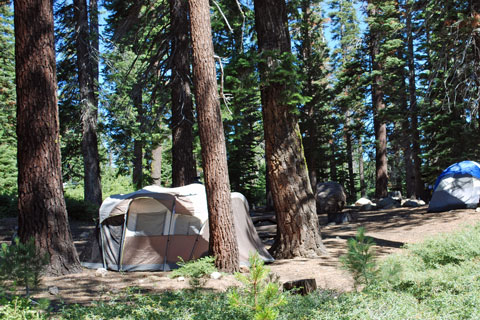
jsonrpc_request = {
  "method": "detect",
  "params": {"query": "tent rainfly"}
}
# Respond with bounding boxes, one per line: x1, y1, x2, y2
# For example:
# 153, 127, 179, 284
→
428, 160, 480, 212
81, 184, 274, 271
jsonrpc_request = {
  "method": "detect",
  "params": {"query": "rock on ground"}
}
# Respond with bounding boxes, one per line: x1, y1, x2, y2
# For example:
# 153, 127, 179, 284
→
316, 182, 347, 223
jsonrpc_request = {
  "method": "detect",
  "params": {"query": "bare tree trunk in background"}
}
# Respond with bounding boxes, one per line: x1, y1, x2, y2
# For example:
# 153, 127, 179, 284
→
188, 0, 239, 272
345, 127, 356, 202
15, 0, 81, 275
132, 83, 143, 190
170, 0, 196, 187
254, 0, 326, 259
299, 1, 318, 192
358, 138, 366, 197
329, 140, 337, 182
74, 0, 102, 206
368, 1, 388, 199
406, 1, 425, 200
151, 144, 162, 186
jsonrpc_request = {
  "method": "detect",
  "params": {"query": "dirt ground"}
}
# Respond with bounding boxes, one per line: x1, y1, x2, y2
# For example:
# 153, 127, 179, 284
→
2, 206, 480, 305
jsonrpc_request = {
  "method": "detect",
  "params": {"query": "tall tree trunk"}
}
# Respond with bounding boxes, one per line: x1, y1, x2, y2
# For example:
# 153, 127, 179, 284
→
74, 0, 102, 206
132, 83, 143, 190
15, 0, 81, 275
358, 137, 366, 197
170, 0, 196, 187
406, 1, 425, 200
299, 1, 318, 191
369, 1, 388, 199
345, 126, 355, 202
188, 0, 239, 272
254, 0, 326, 258
329, 139, 337, 182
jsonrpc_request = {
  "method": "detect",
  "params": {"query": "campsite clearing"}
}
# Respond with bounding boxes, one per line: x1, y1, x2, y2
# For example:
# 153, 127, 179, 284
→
1, 205, 480, 305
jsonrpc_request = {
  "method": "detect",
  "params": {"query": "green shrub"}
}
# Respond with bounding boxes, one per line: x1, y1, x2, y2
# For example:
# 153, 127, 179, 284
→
0, 238, 49, 296
170, 256, 217, 288
340, 227, 378, 290
0, 296, 49, 320
228, 253, 286, 320
405, 224, 480, 268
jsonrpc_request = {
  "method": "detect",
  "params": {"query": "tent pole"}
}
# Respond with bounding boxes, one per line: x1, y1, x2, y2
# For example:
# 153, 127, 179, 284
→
163, 199, 176, 271
118, 212, 129, 271
188, 221, 207, 260
99, 222, 107, 269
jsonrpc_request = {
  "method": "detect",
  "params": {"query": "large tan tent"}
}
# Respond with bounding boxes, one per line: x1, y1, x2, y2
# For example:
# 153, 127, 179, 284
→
81, 184, 273, 271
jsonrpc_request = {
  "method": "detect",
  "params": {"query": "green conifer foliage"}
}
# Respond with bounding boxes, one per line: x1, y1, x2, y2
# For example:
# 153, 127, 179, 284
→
328, 0, 365, 200
418, 0, 480, 184
102, 0, 171, 187
55, 2, 84, 183
210, 1, 266, 205
293, 1, 334, 189
0, 3, 17, 195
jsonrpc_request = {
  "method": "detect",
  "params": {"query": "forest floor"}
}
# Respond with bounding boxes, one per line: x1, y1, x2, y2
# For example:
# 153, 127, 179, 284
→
2, 205, 480, 305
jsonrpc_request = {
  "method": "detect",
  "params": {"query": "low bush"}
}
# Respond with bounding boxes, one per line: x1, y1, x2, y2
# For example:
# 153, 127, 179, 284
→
0, 237, 49, 296
340, 227, 378, 290
170, 256, 217, 288
228, 253, 286, 320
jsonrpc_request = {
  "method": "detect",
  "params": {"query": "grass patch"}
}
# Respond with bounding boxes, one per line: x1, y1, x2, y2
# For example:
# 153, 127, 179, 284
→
4, 223, 480, 319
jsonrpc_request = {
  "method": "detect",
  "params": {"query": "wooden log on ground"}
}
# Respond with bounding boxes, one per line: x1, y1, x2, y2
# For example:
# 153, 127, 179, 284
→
283, 278, 317, 295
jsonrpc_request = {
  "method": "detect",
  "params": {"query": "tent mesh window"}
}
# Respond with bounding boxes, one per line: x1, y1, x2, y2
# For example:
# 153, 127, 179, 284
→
127, 198, 170, 236
173, 215, 202, 235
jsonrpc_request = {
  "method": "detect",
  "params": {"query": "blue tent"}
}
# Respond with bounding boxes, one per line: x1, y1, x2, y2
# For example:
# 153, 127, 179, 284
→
428, 161, 480, 212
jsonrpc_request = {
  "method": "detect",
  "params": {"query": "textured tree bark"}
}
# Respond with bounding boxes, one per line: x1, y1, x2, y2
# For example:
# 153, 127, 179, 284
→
254, 0, 326, 258
368, 1, 388, 199
15, 0, 81, 275
188, 0, 239, 272
74, 0, 102, 207
170, 0, 197, 187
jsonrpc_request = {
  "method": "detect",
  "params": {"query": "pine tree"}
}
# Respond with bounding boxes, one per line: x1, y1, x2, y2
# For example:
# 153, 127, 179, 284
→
254, 0, 326, 258
15, 0, 81, 275
294, 0, 333, 191
210, 0, 266, 205
419, 0, 480, 184
188, 0, 239, 272
328, 0, 364, 201
102, 0, 171, 187
170, 0, 197, 187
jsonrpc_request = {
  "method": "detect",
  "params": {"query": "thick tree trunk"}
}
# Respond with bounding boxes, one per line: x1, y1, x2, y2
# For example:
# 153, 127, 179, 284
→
369, 1, 388, 199
74, 0, 102, 207
14, 0, 81, 275
170, 0, 197, 187
188, 0, 239, 272
254, 0, 326, 259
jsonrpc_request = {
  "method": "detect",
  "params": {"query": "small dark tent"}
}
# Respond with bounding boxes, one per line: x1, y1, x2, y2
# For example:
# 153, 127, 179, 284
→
428, 161, 480, 212
81, 184, 273, 271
